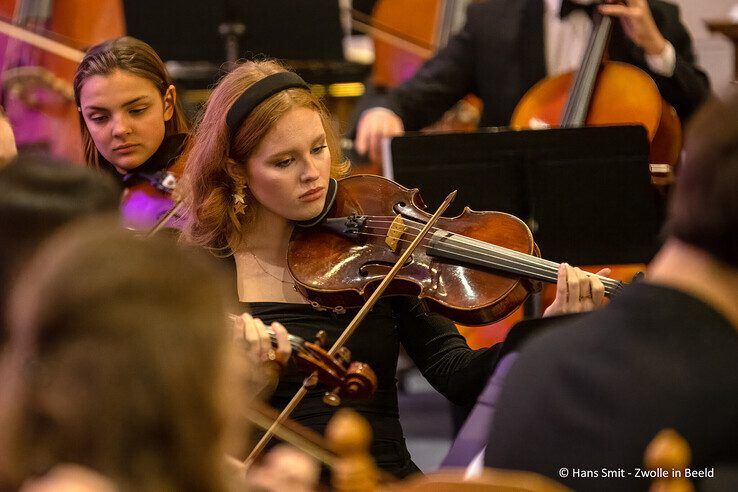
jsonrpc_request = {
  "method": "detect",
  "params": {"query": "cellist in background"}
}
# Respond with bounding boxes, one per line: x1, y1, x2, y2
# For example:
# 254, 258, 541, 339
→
352, 0, 710, 163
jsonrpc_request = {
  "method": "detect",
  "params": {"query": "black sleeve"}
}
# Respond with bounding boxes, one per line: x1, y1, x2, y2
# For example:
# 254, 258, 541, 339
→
392, 297, 502, 406
650, 1, 710, 120
612, 1, 710, 121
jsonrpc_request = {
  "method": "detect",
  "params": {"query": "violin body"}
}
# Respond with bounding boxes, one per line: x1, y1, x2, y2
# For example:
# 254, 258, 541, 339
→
118, 135, 188, 232
120, 182, 180, 231
288, 175, 542, 326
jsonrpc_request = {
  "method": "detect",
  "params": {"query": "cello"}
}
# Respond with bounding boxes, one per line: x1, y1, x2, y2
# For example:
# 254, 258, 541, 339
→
510, 2, 682, 173
0, 0, 125, 162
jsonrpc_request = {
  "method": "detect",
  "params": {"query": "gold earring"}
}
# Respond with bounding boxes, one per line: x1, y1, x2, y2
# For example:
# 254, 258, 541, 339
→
233, 188, 246, 216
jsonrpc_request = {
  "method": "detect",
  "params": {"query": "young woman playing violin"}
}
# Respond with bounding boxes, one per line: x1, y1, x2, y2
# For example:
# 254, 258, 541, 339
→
72, 36, 189, 230
179, 59, 609, 478
72, 36, 294, 393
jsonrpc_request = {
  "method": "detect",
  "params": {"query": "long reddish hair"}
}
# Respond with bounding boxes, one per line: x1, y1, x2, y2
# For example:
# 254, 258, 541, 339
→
180, 59, 348, 254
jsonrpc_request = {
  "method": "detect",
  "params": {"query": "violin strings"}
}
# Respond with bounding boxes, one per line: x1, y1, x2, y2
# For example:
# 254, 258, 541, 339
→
359, 228, 622, 293
361, 215, 557, 273
361, 215, 610, 280
366, 216, 544, 266
356, 229, 568, 286
351, 216, 623, 292
388, 223, 622, 290
267, 331, 306, 354
361, 215, 545, 268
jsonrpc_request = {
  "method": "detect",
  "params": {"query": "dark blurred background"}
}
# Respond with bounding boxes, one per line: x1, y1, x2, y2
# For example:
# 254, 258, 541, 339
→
123, 0, 375, 128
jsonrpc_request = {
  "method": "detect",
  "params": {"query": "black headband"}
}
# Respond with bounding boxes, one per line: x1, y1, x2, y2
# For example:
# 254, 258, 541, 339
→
225, 72, 310, 132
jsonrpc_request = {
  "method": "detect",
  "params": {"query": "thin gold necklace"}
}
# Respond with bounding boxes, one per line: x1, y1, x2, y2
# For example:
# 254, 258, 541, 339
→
248, 250, 293, 285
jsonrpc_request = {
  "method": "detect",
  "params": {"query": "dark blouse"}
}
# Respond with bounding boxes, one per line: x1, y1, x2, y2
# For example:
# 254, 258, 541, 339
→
120, 132, 187, 188
245, 297, 502, 478
98, 132, 187, 187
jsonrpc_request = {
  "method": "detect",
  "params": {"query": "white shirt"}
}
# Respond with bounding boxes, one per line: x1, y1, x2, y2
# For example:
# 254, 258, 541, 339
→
544, 0, 676, 77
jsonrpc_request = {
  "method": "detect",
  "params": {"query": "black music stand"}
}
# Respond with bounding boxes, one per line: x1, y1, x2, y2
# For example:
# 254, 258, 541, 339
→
384, 125, 661, 265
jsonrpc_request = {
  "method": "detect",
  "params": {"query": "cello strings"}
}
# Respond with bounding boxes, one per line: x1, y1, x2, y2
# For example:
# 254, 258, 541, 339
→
342, 215, 623, 292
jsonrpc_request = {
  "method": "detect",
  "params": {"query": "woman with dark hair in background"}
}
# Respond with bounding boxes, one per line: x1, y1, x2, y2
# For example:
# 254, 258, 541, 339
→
73, 36, 189, 230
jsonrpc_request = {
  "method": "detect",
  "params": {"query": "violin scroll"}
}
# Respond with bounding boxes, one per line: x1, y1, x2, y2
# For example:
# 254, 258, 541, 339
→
293, 332, 378, 407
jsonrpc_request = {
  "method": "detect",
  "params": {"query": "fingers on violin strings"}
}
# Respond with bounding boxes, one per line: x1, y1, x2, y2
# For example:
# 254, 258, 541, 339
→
555, 262, 570, 305
565, 264, 582, 309
591, 274, 607, 307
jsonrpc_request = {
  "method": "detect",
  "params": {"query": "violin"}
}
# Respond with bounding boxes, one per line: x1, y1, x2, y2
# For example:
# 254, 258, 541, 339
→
233, 314, 379, 471
288, 175, 623, 326
120, 134, 188, 234
120, 167, 181, 232
245, 183, 457, 467
230, 314, 378, 406
268, 327, 378, 406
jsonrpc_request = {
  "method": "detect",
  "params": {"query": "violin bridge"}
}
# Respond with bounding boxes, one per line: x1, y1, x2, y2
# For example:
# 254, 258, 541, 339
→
385, 215, 407, 252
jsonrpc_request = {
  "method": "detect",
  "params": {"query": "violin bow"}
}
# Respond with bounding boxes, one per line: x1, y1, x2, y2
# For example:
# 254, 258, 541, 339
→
244, 399, 336, 467
144, 198, 184, 239
243, 188, 458, 470
0, 18, 84, 63
243, 400, 397, 484
348, 8, 434, 58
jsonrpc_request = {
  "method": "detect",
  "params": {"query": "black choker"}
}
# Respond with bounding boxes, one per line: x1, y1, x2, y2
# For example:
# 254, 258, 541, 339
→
225, 72, 310, 132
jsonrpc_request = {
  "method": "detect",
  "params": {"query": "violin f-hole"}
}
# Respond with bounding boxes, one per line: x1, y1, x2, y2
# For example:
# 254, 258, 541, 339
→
359, 256, 414, 278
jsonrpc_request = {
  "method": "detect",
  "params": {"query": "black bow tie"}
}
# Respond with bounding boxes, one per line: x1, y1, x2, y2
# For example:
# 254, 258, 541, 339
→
559, 0, 599, 19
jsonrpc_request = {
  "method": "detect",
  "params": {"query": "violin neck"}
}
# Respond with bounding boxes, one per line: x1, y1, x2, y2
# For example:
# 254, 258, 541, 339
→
426, 230, 623, 296
560, 13, 613, 127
